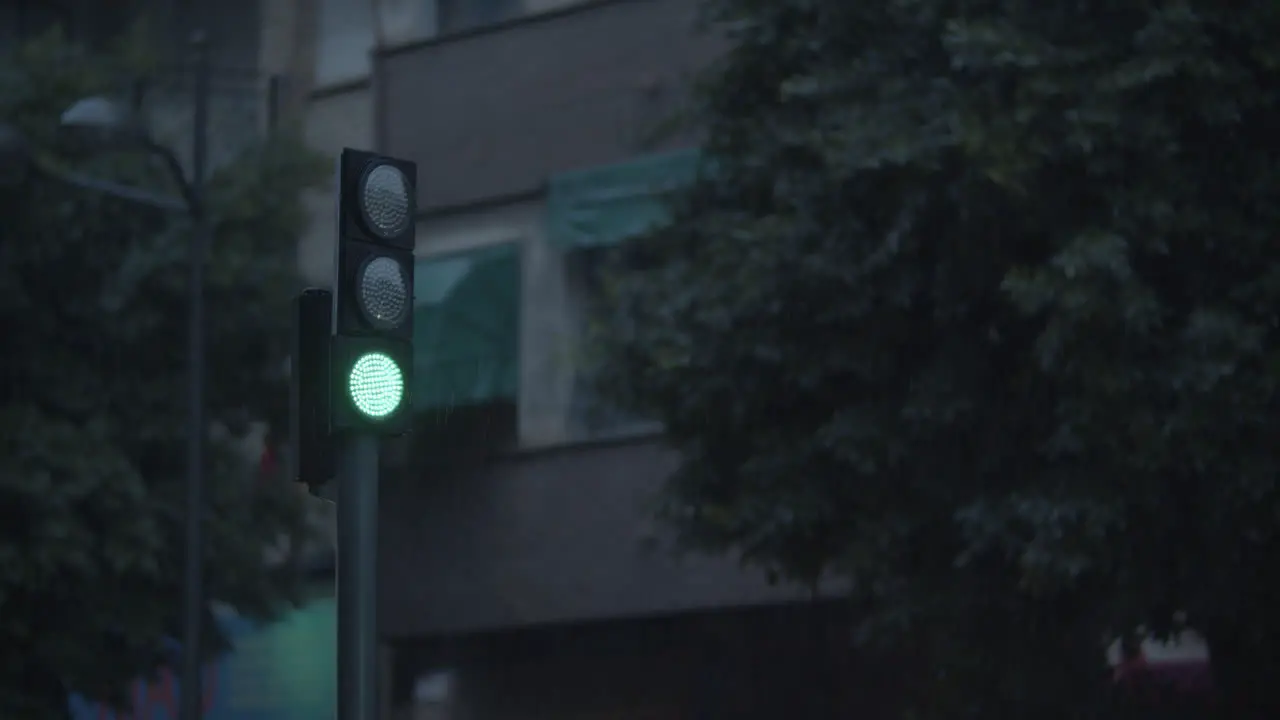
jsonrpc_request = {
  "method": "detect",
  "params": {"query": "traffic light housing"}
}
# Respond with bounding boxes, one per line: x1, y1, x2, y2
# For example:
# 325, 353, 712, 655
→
331, 148, 416, 434
290, 288, 334, 490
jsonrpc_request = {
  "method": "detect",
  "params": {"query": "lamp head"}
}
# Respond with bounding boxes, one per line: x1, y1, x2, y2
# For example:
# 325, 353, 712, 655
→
58, 96, 148, 152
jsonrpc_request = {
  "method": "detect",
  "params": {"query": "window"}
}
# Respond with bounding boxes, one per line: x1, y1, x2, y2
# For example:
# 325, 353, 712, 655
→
315, 0, 374, 86
412, 244, 521, 414
564, 246, 658, 440
546, 149, 701, 442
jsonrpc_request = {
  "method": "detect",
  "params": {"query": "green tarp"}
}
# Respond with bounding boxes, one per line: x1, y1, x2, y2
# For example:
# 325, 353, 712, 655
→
410, 150, 701, 411
546, 148, 701, 248
413, 242, 520, 411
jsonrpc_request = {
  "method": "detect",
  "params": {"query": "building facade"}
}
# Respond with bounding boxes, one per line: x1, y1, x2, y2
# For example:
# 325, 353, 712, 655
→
282, 1, 884, 718
6, 0, 883, 716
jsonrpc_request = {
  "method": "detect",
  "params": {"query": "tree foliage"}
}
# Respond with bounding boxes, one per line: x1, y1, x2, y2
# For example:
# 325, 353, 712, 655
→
0, 29, 328, 718
593, 0, 1280, 716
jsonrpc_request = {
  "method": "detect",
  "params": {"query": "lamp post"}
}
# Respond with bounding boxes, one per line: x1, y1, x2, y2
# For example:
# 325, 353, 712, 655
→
179, 32, 210, 720
2, 32, 212, 720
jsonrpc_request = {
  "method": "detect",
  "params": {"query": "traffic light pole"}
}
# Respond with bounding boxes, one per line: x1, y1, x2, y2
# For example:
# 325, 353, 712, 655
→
337, 433, 380, 720
325, 147, 416, 720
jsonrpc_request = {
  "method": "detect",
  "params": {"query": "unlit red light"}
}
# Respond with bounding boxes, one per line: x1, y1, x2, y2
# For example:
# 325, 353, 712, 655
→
359, 164, 411, 238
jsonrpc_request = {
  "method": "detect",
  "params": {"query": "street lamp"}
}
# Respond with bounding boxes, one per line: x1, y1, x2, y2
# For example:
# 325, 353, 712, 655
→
0, 33, 212, 720
60, 95, 140, 141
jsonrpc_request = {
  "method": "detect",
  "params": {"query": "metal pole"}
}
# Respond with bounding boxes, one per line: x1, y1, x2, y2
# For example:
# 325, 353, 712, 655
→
266, 74, 281, 133
337, 434, 380, 720
180, 29, 211, 720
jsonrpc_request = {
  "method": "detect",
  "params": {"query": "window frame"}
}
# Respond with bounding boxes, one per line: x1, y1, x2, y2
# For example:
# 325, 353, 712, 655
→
562, 244, 662, 442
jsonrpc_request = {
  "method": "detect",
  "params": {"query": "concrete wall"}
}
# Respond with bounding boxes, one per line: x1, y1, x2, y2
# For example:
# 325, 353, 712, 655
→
391, 605, 906, 720
382, 0, 721, 212
137, 0, 263, 69
372, 0, 723, 446
296, 87, 375, 285
259, 0, 320, 117
280, 0, 796, 641
312, 0, 438, 87
378, 437, 810, 637
286, 1, 715, 444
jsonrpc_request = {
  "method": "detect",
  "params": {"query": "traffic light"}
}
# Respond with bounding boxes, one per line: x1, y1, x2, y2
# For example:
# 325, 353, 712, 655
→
290, 288, 334, 491
331, 148, 416, 434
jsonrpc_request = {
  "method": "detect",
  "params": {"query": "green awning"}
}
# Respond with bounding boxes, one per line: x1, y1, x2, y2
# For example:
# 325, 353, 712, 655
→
413, 243, 520, 412
546, 148, 701, 248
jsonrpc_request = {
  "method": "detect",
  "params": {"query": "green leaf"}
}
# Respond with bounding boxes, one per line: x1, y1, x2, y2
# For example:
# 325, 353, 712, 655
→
589, 0, 1280, 715
0, 27, 322, 716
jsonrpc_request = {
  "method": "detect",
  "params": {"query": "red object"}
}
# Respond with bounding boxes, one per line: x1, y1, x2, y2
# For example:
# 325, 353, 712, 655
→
1114, 654, 1149, 684
92, 664, 218, 719
258, 444, 278, 481
1109, 631, 1212, 695
1114, 647, 1213, 699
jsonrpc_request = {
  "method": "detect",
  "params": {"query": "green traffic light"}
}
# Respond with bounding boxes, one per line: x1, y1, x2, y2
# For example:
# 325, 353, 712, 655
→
347, 351, 405, 419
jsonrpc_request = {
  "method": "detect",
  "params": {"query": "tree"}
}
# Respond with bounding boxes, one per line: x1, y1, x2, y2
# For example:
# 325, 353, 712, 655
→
0, 29, 328, 718
592, 0, 1280, 717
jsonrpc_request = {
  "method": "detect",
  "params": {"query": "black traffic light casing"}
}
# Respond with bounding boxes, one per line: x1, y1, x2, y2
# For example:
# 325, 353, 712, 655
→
290, 288, 334, 491
331, 148, 417, 434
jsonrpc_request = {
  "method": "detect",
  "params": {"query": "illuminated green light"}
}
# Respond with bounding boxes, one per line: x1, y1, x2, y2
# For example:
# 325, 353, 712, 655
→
347, 352, 404, 419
